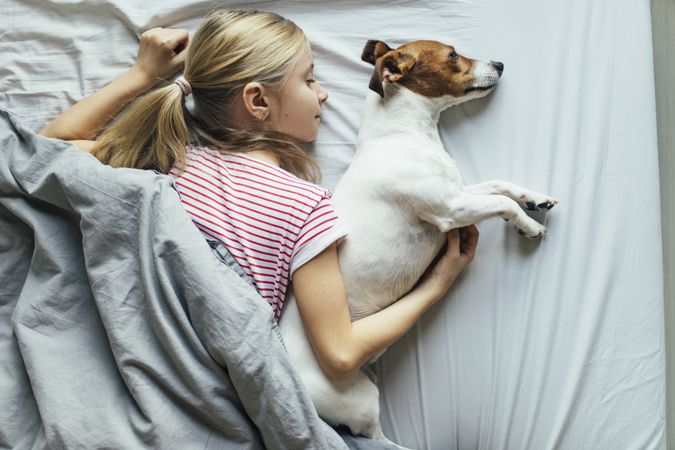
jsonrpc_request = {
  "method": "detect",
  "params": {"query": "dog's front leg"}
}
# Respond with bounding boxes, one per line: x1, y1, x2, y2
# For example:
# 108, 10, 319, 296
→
464, 180, 558, 212
424, 193, 547, 238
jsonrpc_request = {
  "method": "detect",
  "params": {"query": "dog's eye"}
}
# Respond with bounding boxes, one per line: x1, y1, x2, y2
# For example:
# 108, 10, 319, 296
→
449, 51, 458, 59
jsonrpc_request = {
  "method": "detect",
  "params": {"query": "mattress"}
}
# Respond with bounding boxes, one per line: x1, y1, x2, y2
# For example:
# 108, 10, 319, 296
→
0, 0, 666, 448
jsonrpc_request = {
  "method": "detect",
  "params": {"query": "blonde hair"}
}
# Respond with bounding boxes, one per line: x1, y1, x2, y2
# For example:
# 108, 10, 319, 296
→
91, 9, 320, 181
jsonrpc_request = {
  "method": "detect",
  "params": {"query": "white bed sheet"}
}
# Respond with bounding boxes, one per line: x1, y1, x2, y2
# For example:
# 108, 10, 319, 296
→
0, 0, 666, 448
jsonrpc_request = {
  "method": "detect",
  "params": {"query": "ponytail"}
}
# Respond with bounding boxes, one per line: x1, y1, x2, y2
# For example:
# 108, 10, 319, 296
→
91, 83, 188, 172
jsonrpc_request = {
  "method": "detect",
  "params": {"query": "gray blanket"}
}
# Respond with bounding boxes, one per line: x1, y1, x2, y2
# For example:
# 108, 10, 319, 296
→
0, 109, 392, 450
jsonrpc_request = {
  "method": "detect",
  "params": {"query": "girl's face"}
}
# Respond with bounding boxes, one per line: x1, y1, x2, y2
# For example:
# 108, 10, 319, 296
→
267, 45, 328, 143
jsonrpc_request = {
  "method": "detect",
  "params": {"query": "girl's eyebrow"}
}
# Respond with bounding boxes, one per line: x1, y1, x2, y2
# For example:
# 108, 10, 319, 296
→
305, 63, 315, 75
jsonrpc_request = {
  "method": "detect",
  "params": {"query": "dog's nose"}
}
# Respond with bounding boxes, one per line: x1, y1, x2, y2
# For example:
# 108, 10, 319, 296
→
492, 61, 504, 76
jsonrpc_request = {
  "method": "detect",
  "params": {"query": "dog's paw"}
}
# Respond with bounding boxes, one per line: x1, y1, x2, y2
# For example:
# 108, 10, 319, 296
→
524, 197, 558, 211
517, 224, 546, 239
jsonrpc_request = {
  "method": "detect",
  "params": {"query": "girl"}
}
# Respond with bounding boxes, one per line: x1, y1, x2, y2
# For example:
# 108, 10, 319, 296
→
40, 9, 479, 382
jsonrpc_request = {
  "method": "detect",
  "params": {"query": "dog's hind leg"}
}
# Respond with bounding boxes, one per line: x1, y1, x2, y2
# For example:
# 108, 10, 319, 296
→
463, 181, 558, 212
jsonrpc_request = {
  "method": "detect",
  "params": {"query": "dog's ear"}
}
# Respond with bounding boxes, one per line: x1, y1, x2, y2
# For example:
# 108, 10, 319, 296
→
368, 51, 416, 97
361, 40, 392, 65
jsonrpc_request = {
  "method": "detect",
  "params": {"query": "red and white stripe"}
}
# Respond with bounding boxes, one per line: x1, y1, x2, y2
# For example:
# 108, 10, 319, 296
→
169, 144, 346, 320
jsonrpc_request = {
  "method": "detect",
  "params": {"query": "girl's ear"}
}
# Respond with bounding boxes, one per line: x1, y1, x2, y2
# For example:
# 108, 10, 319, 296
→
241, 82, 270, 121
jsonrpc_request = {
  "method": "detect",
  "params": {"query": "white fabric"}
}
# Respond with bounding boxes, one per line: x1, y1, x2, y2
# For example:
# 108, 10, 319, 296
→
0, 0, 666, 448
290, 217, 348, 276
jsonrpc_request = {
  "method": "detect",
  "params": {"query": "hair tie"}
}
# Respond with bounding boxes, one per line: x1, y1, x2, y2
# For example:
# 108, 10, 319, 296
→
174, 76, 192, 96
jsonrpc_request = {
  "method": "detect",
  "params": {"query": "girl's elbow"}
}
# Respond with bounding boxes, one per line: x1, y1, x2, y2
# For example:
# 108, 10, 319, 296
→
324, 350, 360, 381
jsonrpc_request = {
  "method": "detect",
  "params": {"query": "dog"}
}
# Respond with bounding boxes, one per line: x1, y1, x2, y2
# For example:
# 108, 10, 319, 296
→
278, 39, 557, 444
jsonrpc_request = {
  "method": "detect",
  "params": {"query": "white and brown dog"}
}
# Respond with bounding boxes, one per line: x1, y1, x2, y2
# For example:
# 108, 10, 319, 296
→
279, 39, 557, 443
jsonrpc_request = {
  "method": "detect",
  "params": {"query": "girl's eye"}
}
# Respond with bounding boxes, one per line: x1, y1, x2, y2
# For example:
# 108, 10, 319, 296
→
306, 79, 316, 84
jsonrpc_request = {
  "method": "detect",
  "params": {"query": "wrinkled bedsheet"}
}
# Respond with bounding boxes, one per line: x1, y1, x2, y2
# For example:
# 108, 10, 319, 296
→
0, 109, 394, 450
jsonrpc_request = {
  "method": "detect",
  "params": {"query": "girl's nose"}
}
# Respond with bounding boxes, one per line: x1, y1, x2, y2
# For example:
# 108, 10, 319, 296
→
318, 84, 329, 103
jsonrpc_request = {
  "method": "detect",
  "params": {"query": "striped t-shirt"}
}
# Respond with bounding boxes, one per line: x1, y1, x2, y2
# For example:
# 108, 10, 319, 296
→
169, 144, 347, 320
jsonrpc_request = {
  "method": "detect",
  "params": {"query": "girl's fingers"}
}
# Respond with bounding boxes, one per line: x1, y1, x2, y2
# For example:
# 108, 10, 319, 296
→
459, 225, 479, 260
171, 47, 187, 67
447, 228, 460, 253
142, 28, 189, 52
165, 29, 190, 52
161, 30, 189, 67
136, 28, 190, 77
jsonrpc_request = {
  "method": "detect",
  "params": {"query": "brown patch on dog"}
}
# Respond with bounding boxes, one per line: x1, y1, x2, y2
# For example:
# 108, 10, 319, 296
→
361, 40, 393, 65
365, 40, 479, 98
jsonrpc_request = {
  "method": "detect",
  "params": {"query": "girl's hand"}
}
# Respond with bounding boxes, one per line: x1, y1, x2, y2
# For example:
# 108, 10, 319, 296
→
131, 27, 190, 85
416, 225, 479, 299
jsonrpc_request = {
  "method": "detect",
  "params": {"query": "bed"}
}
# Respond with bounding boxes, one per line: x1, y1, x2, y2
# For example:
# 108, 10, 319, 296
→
0, 0, 666, 448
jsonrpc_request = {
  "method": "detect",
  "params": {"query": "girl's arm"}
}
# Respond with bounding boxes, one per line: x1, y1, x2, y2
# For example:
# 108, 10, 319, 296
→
292, 225, 479, 381
39, 27, 189, 142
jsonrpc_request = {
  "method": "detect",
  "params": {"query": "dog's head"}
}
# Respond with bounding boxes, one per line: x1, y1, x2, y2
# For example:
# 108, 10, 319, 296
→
362, 39, 503, 106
